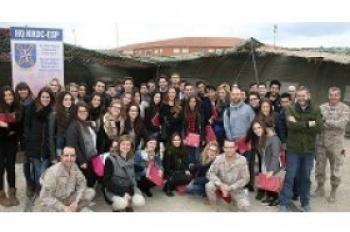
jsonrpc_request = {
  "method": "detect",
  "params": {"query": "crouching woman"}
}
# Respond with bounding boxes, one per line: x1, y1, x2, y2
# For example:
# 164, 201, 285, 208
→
104, 135, 145, 212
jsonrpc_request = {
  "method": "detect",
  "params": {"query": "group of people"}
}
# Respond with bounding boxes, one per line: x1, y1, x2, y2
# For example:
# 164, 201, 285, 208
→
0, 72, 348, 212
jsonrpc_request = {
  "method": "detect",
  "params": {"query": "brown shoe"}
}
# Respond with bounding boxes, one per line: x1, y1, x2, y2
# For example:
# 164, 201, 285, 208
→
0, 190, 11, 207
8, 188, 20, 206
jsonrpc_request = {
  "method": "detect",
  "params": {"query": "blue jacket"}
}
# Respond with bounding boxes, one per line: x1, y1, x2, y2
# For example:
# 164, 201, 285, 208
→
134, 150, 162, 181
223, 101, 255, 140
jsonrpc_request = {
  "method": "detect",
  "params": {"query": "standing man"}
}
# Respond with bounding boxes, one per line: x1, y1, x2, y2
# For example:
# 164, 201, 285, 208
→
314, 87, 350, 203
279, 87, 322, 212
206, 140, 250, 211
223, 87, 255, 141
288, 85, 297, 103
266, 80, 282, 113
38, 147, 95, 212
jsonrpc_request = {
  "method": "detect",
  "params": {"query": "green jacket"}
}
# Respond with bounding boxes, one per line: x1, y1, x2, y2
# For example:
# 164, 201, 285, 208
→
286, 102, 322, 154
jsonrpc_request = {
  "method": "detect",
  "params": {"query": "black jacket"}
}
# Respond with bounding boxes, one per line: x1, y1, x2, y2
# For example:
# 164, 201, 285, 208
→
24, 102, 51, 159
163, 145, 189, 178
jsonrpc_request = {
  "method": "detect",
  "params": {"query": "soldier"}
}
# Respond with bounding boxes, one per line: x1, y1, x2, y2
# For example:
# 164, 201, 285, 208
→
205, 140, 250, 211
314, 87, 350, 203
37, 147, 95, 212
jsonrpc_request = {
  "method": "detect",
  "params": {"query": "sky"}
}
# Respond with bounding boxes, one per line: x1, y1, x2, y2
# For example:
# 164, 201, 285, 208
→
1, 1, 350, 50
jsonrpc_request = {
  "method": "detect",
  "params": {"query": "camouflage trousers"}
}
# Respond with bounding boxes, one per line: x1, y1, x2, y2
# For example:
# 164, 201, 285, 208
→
315, 143, 346, 188
205, 181, 250, 211
36, 188, 95, 212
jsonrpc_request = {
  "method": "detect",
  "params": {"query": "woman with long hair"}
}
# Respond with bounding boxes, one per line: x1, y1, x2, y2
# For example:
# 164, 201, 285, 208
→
246, 120, 282, 206
214, 84, 230, 148
182, 96, 205, 165
159, 87, 183, 143
66, 102, 98, 188
88, 92, 104, 133
162, 133, 191, 197
134, 135, 163, 197
124, 104, 147, 150
24, 87, 54, 193
0, 86, 22, 207
98, 99, 125, 154
48, 91, 75, 162
104, 135, 145, 212
186, 141, 219, 197
144, 92, 162, 137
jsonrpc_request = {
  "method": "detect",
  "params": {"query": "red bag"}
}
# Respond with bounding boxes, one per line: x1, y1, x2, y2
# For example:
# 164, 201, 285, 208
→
255, 173, 283, 193
185, 133, 200, 148
0, 113, 16, 123
146, 161, 164, 187
91, 155, 105, 177
176, 185, 187, 193
205, 125, 217, 143
151, 113, 161, 127
215, 189, 232, 203
235, 137, 251, 154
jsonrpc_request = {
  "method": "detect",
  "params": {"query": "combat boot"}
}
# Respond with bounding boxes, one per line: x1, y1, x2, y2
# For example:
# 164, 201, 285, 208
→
312, 184, 325, 197
327, 185, 337, 203
7, 188, 20, 206
0, 190, 11, 207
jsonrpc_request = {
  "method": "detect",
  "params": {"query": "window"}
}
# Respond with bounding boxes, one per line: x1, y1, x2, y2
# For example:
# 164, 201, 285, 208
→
159, 48, 163, 54
208, 48, 215, 53
182, 48, 189, 53
173, 48, 180, 54
154, 49, 159, 54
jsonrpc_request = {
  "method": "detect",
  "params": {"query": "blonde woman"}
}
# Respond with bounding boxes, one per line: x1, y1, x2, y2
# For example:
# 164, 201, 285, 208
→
186, 141, 219, 196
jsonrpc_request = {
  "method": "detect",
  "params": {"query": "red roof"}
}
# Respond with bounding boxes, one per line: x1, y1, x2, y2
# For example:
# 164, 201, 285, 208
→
116, 37, 244, 51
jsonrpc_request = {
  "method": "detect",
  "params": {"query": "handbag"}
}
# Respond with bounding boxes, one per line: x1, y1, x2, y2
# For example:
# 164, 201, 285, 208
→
146, 160, 164, 186
90, 154, 105, 177
235, 137, 251, 154
185, 133, 200, 148
215, 189, 232, 203
151, 113, 161, 127
205, 125, 217, 143
255, 173, 284, 193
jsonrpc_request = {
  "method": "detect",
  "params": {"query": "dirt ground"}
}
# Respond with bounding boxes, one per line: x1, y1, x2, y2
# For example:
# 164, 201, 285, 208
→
1, 139, 350, 212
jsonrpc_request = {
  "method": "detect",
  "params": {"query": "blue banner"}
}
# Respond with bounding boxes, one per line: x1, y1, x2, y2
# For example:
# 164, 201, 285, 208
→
10, 27, 63, 41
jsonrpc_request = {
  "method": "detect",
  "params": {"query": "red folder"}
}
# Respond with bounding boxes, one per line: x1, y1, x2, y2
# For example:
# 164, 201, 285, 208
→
0, 113, 16, 123
146, 161, 164, 187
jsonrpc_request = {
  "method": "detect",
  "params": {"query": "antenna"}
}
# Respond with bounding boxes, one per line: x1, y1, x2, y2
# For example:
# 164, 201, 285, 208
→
273, 24, 278, 48
72, 28, 77, 46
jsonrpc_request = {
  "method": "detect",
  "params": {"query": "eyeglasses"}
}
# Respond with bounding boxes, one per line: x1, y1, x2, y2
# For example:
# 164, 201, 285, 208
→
78, 110, 88, 113
223, 146, 235, 149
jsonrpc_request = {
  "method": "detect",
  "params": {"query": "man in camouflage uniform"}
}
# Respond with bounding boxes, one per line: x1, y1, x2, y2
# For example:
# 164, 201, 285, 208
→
206, 140, 250, 211
314, 87, 350, 203
38, 147, 95, 212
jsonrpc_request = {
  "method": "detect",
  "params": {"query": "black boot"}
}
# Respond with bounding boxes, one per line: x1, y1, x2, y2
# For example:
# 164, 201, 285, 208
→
163, 182, 174, 197
255, 189, 265, 201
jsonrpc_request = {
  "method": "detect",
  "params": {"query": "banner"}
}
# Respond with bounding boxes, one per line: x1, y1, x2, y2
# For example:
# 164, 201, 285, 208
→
10, 27, 64, 95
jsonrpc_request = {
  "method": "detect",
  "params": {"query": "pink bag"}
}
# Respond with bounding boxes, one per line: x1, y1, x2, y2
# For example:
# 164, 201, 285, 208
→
185, 133, 200, 147
205, 125, 217, 143
235, 137, 251, 154
146, 161, 164, 187
255, 173, 283, 193
91, 155, 105, 177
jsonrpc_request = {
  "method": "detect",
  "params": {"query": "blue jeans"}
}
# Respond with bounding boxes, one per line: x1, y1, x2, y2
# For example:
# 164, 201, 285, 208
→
280, 152, 314, 207
31, 158, 49, 188
186, 177, 208, 196
185, 146, 200, 166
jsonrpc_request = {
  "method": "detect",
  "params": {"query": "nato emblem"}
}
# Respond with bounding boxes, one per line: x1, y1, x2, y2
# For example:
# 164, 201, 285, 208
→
15, 43, 36, 68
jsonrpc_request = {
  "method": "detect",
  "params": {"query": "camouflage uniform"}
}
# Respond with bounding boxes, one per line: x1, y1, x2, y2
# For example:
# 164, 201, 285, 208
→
316, 102, 350, 189
37, 162, 95, 212
205, 154, 250, 211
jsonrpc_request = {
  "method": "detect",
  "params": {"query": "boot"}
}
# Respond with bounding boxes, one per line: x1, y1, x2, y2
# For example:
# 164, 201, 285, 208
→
327, 185, 337, 203
8, 188, 20, 206
312, 184, 325, 197
0, 190, 11, 207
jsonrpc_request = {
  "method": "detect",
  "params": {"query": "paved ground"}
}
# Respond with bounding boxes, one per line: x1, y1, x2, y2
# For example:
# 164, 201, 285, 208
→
1, 139, 350, 212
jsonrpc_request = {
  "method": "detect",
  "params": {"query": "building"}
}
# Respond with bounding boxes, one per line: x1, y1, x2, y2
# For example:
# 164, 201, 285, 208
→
114, 37, 244, 57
